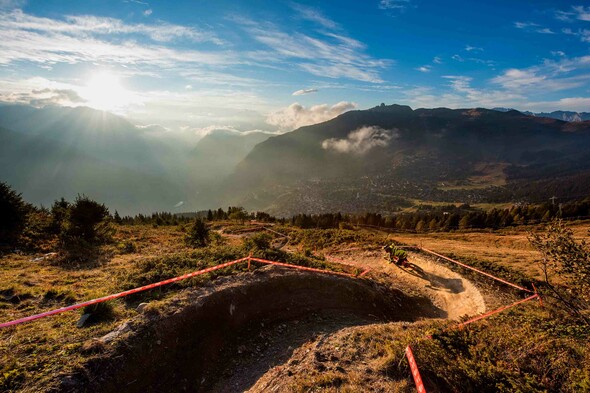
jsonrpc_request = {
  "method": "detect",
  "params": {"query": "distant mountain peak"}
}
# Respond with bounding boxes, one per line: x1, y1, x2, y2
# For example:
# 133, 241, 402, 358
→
369, 103, 413, 114
492, 107, 590, 122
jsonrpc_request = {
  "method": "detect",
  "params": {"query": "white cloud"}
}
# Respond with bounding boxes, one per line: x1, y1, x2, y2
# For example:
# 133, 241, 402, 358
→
432, 56, 442, 64
266, 101, 356, 131
436, 75, 525, 108
403, 54, 590, 112
452, 53, 496, 67
379, 0, 410, 11
465, 45, 483, 52
491, 55, 590, 92
525, 96, 590, 112
514, 21, 554, 34
240, 20, 390, 82
322, 32, 365, 49
0, 10, 235, 69
555, 10, 575, 22
292, 88, 318, 96
29, 87, 86, 107
561, 27, 590, 43
321, 126, 395, 154
135, 124, 170, 134
492, 69, 546, 88
143, 9, 153, 16
515, 21, 538, 29
1, 10, 222, 44
191, 125, 276, 138
572, 6, 590, 22
291, 3, 337, 29
551, 51, 566, 57
0, 76, 89, 106
416, 65, 431, 73
185, 84, 193, 90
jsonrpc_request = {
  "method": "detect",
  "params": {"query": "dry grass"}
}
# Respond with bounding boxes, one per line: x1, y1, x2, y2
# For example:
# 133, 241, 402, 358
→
385, 221, 590, 280
0, 224, 193, 392
2, 220, 589, 391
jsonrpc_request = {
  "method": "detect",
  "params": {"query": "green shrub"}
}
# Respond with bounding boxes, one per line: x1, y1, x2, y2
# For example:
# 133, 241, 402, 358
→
61, 195, 110, 243
117, 240, 137, 254
0, 182, 30, 248
186, 218, 209, 247
529, 219, 590, 326
242, 233, 272, 252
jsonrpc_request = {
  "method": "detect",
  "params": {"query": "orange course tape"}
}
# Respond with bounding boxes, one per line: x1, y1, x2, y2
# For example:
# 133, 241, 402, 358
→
0, 256, 359, 328
359, 269, 370, 277
419, 247, 533, 293
456, 294, 540, 329
248, 257, 356, 278
0, 257, 249, 329
406, 345, 427, 393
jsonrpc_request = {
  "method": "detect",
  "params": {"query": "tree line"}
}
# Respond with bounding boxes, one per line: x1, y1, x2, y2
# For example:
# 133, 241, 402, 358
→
288, 200, 590, 230
2, 181, 590, 254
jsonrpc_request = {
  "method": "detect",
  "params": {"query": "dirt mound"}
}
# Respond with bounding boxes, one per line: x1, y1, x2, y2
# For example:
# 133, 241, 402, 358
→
72, 265, 443, 392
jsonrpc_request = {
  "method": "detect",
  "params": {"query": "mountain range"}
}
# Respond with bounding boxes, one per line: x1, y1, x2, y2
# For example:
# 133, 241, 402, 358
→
2, 103, 590, 216
492, 107, 590, 122
223, 104, 590, 215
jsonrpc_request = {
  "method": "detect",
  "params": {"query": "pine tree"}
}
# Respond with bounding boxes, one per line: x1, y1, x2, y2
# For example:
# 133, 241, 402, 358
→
186, 217, 209, 247
0, 182, 29, 247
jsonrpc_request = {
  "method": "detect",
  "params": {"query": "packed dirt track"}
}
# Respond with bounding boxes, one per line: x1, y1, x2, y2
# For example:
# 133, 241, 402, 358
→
68, 250, 488, 393
327, 249, 486, 320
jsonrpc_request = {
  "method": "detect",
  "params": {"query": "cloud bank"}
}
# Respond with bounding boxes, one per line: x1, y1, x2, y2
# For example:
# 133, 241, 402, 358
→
321, 126, 395, 154
266, 101, 356, 131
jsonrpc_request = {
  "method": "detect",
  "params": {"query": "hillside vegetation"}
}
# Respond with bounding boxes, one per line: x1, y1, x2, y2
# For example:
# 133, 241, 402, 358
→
1, 186, 589, 391
224, 104, 590, 215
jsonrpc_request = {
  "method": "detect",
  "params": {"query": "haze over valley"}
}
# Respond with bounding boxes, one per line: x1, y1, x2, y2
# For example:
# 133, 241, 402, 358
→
2, 102, 590, 216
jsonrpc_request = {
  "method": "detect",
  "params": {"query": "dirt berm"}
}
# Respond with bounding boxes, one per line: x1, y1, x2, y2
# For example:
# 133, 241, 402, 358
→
67, 265, 445, 392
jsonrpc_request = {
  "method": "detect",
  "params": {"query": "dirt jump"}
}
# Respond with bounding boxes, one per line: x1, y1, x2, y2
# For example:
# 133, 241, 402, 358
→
68, 248, 487, 392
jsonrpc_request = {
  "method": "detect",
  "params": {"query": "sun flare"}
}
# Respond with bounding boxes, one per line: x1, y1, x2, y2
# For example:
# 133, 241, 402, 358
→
83, 71, 131, 111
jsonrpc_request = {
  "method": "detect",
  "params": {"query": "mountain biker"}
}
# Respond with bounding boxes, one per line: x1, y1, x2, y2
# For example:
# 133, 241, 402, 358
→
383, 243, 409, 267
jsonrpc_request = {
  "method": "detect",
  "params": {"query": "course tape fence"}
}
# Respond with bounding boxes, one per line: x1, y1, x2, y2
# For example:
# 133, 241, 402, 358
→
405, 292, 541, 392
455, 293, 541, 329
0, 256, 360, 329
400, 246, 543, 392
417, 247, 533, 293
320, 242, 542, 392
405, 346, 427, 393
2, 241, 545, 393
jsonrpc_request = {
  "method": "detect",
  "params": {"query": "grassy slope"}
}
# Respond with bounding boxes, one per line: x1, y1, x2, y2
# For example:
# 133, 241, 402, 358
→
385, 221, 590, 281
1, 221, 589, 391
0, 226, 190, 391
0, 223, 357, 392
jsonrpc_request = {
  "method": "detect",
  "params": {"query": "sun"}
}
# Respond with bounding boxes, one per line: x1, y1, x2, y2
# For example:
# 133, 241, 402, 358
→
82, 71, 131, 111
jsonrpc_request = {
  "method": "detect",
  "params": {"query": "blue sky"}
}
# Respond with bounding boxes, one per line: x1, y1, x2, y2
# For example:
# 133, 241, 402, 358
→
1, 0, 590, 135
